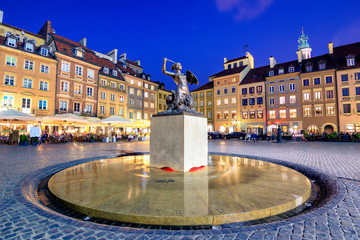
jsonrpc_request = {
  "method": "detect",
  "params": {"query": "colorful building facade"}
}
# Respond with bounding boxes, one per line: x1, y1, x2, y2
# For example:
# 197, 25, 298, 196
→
191, 81, 214, 132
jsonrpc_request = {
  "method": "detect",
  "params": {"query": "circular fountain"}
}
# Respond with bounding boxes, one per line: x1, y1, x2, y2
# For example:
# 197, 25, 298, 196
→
48, 154, 311, 226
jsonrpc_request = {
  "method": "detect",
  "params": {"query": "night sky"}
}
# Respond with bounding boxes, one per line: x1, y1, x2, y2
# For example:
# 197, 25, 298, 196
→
2, 0, 360, 91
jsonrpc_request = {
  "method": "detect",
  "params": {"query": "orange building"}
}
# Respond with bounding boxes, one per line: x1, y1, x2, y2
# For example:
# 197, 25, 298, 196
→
191, 81, 214, 131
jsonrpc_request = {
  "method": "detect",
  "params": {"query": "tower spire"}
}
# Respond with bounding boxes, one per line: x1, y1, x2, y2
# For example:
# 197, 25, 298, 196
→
297, 28, 312, 60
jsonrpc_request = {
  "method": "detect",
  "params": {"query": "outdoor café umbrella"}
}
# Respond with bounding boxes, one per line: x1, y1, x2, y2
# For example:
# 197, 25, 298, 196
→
101, 115, 133, 125
0, 109, 39, 122
41, 113, 89, 124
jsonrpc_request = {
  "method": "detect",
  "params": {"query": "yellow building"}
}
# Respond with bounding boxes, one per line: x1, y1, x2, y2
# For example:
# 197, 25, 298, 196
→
209, 52, 253, 133
191, 81, 214, 132
158, 88, 172, 113
0, 34, 57, 116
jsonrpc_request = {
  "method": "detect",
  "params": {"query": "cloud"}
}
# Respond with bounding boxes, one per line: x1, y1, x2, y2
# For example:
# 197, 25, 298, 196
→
215, 0, 274, 21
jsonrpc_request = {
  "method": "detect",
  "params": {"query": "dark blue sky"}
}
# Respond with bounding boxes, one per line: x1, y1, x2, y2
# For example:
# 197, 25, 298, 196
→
2, 0, 360, 90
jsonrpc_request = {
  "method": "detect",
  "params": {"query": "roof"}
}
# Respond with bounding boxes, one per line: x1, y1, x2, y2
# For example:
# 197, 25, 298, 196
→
1, 23, 44, 38
126, 59, 143, 69
92, 56, 124, 81
159, 88, 172, 93
209, 65, 247, 79
240, 66, 269, 85
225, 56, 247, 64
333, 41, 360, 70
192, 81, 214, 92
0, 36, 54, 60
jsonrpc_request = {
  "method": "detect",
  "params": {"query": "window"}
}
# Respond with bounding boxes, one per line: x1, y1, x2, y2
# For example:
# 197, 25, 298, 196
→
224, 88, 228, 94
74, 103, 81, 113
289, 66, 295, 73
137, 90, 142, 97
138, 81, 142, 87
130, 79, 134, 84
151, 85, 155, 90
242, 88, 247, 95
233, 63, 237, 68
290, 95, 296, 104
224, 98, 228, 105
249, 111, 255, 119
269, 110, 276, 119
60, 101, 67, 111
151, 103, 154, 108
4, 74, 15, 86
129, 88, 134, 94
62, 62, 70, 72
208, 101, 212, 106
111, 94, 115, 101
279, 110, 286, 118
347, 58, 355, 66
101, 79, 107, 85
144, 113, 148, 120
137, 100, 141, 107
278, 69, 284, 75
216, 89, 220, 95
257, 97, 263, 105
269, 71, 274, 76
343, 104, 351, 113
40, 48, 48, 56
341, 74, 348, 82
200, 100, 204, 107
249, 87, 255, 94
342, 88, 349, 96
325, 76, 332, 83
217, 99, 221, 106
232, 87, 236, 93
7, 38, 16, 47
24, 60, 34, 70
100, 105, 105, 114
60, 81, 69, 92
319, 63, 326, 70
23, 78, 32, 88
88, 69, 94, 79
224, 111, 229, 119
289, 109, 297, 118
303, 92, 310, 101
231, 111, 236, 118
208, 111, 212, 119
231, 97, 236, 104
279, 85, 285, 92
194, 93, 198, 98
315, 106, 322, 116
357, 103, 360, 113
289, 83, 295, 91
242, 112, 248, 119
304, 107, 311, 116
279, 96, 285, 104
119, 96, 124, 102
39, 81, 48, 91
151, 94, 154, 99
119, 107, 124, 116
144, 92, 149, 98
314, 78, 320, 85
25, 43, 33, 52
306, 65, 312, 72
100, 92, 106, 99
2, 96, 14, 107
110, 107, 115, 115
327, 106, 335, 115
228, 64, 231, 69
355, 73, 360, 80
249, 98, 255, 105
144, 83, 149, 89
86, 104, 93, 113
6, 56, 16, 66
137, 112, 141, 120
257, 111, 263, 119
200, 92, 204, 97
207, 91, 212, 96
112, 70, 117, 76
87, 87, 93, 96
76, 50, 83, 58
269, 97, 275, 105
130, 99, 134, 105
303, 79, 309, 86
356, 87, 360, 95
256, 86, 262, 93
74, 84, 82, 94
144, 102, 149, 108
120, 84, 125, 90
269, 86, 274, 93
41, 64, 49, 73
314, 91, 321, 100
242, 99, 248, 106
75, 66, 82, 76
129, 112, 134, 119
326, 90, 334, 99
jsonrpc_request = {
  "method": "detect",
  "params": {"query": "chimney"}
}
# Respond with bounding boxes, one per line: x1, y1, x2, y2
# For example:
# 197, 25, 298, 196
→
246, 52, 254, 69
0, 10, 3, 24
106, 49, 118, 64
328, 42, 334, 54
38, 20, 53, 42
119, 53, 127, 62
135, 60, 140, 66
269, 56, 277, 69
224, 57, 227, 63
79, 38, 87, 47
296, 50, 303, 63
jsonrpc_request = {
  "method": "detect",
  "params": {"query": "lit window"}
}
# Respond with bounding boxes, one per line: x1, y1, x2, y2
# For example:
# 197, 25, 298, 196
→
41, 64, 49, 73
138, 81, 142, 87
119, 96, 124, 102
88, 69, 94, 79
256, 86, 262, 93
347, 58, 355, 66
279, 96, 285, 104
269, 110, 276, 119
314, 91, 321, 100
303, 92, 310, 101
304, 107, 311, 116
24, 60, 34, 70
289, 109, 297, 118
242, 112, 248, 119
144, 102, 149, 108
60, 81, 69, 92
137, 112, 141, 120
6, 56, 16, 66
231, 97, 236, 104
257, 111, 263, 119
279, 110, 286, 118
315, 106, 322, 116
76, 50, 83, 58
144, 113, 148, 120
249, 111, 255, 119
4, 74, 15, 86
290, 95, 296, 104
231, 110, 236, 118
327, 106, 335, 115
151, 103, 154, 108
217, 99, 221, 106
224, 98, 228, 105
224, 111, 229, 119
75, 66, 83, 76
74, 84, 82, 94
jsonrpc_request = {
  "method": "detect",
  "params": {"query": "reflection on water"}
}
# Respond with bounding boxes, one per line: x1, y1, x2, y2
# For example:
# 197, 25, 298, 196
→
49, 154, 311, 225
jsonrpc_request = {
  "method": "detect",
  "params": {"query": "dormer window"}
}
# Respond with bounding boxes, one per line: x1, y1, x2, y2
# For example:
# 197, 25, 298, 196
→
76, 50, 83, 57
289, 66, 295, 73
278, 68, 284, 75
25, 43, 34, 52
7, 37, 16, 47
22, 37, 28, 42
233, 62, 237, 68
30, 39, 36, 45
103, 67, 109, 74
123, 65, 127, 69
15, 34, 21, 42
5, 31, 11, 37
112, 70, 117, 76
147, 76, 151, 80
319, 63, 326, 70
269, 71, 274, 76
142, 74, 145, 79
228, 64, 232, 69
306, 64, 313, 72
239, 61, 243, 66
40, 48, 48, 56
347, 56, 355, 67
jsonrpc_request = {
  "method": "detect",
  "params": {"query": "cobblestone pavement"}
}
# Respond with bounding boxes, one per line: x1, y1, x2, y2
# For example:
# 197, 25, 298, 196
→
0, 140, 360, 239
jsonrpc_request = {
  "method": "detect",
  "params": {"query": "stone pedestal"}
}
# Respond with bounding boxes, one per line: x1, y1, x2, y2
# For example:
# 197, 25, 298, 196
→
150, 113, 208, 172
